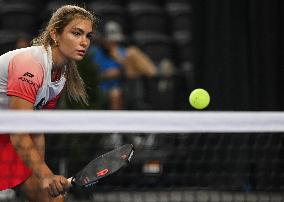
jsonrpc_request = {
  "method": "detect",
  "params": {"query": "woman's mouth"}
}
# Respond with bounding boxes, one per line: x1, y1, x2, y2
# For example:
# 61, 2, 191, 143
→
77, 50, 85, 56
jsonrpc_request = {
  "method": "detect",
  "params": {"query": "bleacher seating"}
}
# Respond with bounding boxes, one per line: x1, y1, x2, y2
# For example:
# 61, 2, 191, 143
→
172, 30, 194, 99
0, 30, 28, 54
173, 30, 192, 64
90, 0, 126, 6
165, 2, 192, 32
41, 0, 80, 23
125, 0, 161, 5
127, 2, 168, 34
88, 2, 128, 34
165, 0, 191, 4
0, 0, 42, 7
0, 2, 38, 34
132, 31, 174, 65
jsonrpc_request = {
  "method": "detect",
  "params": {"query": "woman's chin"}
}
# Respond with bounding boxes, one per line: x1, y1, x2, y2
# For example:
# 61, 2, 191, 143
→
73, 55, 85, 61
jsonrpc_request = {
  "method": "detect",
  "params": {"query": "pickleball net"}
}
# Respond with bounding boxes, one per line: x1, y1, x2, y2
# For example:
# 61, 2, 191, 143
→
0, 110, 284, 202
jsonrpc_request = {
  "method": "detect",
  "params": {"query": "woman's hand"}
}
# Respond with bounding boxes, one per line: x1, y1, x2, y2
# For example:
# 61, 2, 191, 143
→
42, 175, 70, 197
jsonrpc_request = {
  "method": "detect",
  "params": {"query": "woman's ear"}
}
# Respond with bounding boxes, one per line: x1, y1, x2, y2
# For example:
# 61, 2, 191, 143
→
50, 29, 57, 42
50, 29, 59, 46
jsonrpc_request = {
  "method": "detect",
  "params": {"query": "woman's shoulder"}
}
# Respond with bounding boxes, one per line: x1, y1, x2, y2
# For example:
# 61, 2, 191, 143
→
12, 46, 46, 64
0, 46, 46, 71
9, 46, 47, 73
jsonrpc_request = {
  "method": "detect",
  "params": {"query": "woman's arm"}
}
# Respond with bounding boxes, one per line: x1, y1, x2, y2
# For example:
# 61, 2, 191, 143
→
9, 96, 69, 197
31, 133, 45, 160
9, 96, 53, 178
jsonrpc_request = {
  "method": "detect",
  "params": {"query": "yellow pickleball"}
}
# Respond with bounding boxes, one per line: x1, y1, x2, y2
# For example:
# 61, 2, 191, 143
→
189, 88, 210, 109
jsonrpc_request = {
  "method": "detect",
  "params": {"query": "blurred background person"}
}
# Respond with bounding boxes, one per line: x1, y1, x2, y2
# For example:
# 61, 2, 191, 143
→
88, 21, 157, 110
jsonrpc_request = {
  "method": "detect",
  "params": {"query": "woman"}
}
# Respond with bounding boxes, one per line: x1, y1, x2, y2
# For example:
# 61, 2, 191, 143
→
0, 5, 95, 202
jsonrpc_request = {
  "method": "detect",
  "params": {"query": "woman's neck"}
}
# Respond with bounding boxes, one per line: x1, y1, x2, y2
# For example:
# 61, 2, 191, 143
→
51, 46, 68, 70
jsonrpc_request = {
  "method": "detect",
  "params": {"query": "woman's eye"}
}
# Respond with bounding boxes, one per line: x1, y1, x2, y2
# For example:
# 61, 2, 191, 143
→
87, 34, 92, 39
73, 32, 80, 36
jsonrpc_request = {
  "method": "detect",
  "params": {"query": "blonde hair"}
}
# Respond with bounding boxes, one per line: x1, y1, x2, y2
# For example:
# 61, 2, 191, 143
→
32, 5, 96, 105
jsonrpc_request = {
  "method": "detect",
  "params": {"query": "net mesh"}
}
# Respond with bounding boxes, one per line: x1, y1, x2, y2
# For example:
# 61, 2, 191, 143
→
1, 112, 284, 202
48, 133, 284, 201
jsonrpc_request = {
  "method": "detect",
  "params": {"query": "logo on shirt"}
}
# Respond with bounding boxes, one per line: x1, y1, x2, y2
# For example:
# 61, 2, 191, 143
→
23, 72, 34, 78
18, 72, 35, 86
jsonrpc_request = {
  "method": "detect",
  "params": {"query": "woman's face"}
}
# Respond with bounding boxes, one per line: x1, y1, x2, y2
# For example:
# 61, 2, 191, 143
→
56, 18, 93, 62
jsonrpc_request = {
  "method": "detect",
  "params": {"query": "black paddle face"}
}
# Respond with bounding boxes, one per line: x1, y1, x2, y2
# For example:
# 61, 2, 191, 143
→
72, 144, 134, 187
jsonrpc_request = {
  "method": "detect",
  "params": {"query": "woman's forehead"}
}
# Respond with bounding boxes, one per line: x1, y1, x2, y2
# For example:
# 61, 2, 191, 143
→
66, 18, 93, 32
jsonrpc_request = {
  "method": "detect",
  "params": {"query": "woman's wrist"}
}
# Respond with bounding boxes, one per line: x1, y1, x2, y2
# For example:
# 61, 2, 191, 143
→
36, 163, 53, 179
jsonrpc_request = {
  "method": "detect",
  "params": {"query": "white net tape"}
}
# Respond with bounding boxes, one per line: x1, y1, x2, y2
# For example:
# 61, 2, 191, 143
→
1, 110, 284, 133
1, 110, 284, 202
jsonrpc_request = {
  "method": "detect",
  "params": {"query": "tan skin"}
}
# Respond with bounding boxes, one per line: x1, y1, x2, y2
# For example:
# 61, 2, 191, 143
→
9, 18, 93, 202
